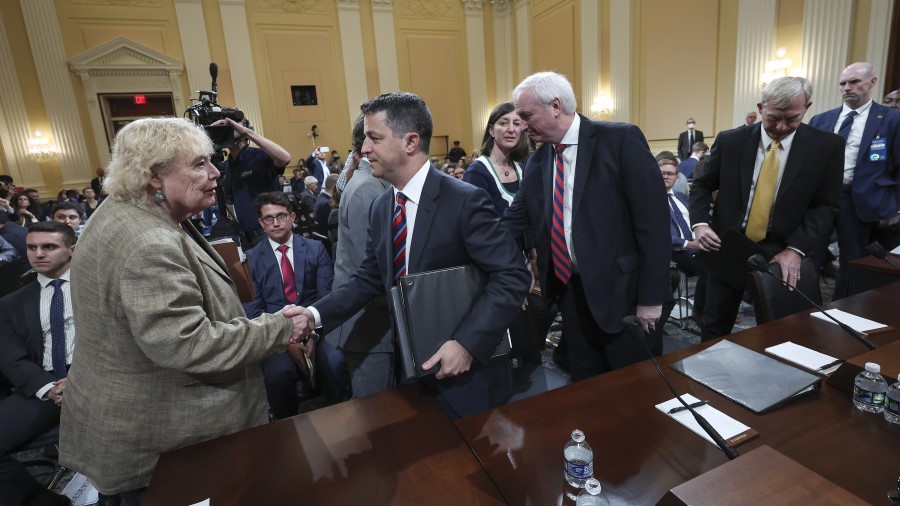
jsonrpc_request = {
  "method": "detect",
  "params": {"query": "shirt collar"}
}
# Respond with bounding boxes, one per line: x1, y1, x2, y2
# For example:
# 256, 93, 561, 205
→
268, 236, 292, 253
38, 268, 71, 288
841, 99, 873, 115
760, 127, 796, 152
394, 160, 431, 204
560, 115, 581, 146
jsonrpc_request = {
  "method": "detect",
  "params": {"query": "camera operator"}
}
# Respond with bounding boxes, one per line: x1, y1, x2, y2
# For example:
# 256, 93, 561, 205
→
214, 117, 291, 246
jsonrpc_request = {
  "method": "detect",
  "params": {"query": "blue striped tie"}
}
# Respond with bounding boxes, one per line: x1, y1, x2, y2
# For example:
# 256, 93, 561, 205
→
551, 144, 572, 284
392, 192, 408, 280
49, 279, 67, 379
837, 111, 858, 140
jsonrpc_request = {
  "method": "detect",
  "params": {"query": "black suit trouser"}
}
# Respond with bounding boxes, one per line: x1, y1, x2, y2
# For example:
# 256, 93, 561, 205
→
556, 275, 651, 381
0, 392, 60, 504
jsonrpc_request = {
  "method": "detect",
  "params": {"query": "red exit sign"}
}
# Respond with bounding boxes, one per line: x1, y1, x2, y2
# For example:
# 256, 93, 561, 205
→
133, 95, 147, 105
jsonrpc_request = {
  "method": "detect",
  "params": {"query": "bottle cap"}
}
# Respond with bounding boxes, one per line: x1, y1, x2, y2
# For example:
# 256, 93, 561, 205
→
864, 362, 881, 373
584, 478, 602, 496
570, 429, 585, 442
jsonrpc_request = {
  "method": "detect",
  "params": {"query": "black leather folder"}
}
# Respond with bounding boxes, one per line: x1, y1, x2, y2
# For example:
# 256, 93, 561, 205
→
693, 228, 771, 288
389, 264, 511, 379
669, 339, 821, 414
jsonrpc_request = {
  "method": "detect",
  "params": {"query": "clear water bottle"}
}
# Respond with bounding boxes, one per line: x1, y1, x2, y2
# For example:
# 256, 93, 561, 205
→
576, 478, 610, 505
853, 362, 888, 413
564, 429, 593, 488
885, 375, 900, 425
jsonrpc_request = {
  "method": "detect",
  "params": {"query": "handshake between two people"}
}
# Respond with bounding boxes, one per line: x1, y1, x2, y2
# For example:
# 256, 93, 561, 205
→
280, 305, 473, 380
283, 305, 316, 366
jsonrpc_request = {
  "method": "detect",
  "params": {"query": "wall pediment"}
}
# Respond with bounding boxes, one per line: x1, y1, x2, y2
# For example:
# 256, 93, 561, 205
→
69, 36, 182, 74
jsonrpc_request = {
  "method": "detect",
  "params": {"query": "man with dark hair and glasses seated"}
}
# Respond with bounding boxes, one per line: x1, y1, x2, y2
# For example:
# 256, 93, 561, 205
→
243, 192, 348, 417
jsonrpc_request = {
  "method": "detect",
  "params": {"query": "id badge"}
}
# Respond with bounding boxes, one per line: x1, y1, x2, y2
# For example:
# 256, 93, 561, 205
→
870, 137, 887, 161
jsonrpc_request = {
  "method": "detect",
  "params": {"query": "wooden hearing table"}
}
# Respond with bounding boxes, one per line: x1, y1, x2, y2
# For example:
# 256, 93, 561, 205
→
455, 281, 900, 505
144, 384, 505, 505
145, 281, 900, 505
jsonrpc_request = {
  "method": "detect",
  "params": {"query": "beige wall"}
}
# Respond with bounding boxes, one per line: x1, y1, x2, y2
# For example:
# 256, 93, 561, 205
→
0, 0, 893, 193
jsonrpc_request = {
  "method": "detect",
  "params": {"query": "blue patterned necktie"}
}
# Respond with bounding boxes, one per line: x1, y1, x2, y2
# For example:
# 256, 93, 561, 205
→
49, 278, 67, 379
668, 194, 693, 242
392, 192, 408, 280
837, 110, 858, 140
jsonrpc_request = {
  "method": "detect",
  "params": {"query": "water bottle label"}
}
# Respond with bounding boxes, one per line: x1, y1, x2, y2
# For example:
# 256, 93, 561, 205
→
853, 385, 882, 405
565, 459, 593, 479
887, 397, 900, 416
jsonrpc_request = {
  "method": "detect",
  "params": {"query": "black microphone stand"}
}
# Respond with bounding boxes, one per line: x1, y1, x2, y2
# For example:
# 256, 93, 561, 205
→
865, 242, 900, 271
623, 316, 739, 460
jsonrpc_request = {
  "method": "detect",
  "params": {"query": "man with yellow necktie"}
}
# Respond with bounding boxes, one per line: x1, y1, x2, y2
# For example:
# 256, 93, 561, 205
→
688, 77, 844, 340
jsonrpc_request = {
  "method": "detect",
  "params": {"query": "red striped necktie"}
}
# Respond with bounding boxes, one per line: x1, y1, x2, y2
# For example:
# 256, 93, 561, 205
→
551, 144, 572, 284
392, 192, 408, 280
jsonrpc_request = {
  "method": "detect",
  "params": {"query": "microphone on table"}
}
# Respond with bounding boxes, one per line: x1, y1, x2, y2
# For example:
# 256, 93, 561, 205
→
746, 254, 877, 350
865, 242, 900, 272
623, 316, 739, 460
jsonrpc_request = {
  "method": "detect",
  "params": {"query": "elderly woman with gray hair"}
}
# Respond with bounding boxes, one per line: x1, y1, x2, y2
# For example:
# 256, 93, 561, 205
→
59, 117, 312, 503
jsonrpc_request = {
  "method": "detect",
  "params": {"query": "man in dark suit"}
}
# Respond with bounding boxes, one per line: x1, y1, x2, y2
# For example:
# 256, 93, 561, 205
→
243, 192, 347, 416
660, 159, 706, 318
0, 212, 27, 259
90, 167, 105, 197
809, 62, 900, 299
295, 92, 530, 419
677, 118, 704, 160
678, 141, 708, 180
503, 71, 671, 381
0, 221, 77, 506
689, 76, 844, 340
314, 174, 338, 227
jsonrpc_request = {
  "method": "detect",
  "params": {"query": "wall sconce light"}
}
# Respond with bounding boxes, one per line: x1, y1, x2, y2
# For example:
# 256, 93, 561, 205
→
760, 48, 805, 88
590, 92, 613, 117
27, 130, 58, 160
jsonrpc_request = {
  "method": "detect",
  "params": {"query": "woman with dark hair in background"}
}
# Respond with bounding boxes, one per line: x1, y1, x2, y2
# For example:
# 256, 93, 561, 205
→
12, 193, 41, 226
81, 187, 101, 219
462, 102, 551, 367
463, 102, 529, 214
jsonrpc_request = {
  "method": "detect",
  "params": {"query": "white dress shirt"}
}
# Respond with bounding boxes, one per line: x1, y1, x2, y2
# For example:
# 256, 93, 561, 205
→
833, 100, 873, 184
308, 160, 430, 328
668, 190, 693, 248
37, 269, 75, 400
555, 116, 581, 269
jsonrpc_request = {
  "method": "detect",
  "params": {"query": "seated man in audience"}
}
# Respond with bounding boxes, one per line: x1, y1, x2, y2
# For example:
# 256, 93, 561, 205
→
0, 221, 77, 506
678, 142, 708, 180
50, 201, 84, 237
660, 159, 706, 321
314, 174, 338, 226
0, 212, 27, 260
299, 176, 318, 208
243, 192, 348, 416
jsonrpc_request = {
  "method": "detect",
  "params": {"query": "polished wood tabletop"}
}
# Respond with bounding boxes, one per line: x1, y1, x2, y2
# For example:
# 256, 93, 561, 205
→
144, 385, 505, 505
848, 254, 900, 295
455, 281, 900, 505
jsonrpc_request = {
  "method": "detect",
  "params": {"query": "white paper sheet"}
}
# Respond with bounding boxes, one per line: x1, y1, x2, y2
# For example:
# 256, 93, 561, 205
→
809, 308, 887, 332
654, 394, 751, 447
765, 341, 841, 375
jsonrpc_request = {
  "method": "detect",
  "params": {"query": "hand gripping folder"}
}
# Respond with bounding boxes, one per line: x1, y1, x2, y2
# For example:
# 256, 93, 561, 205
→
389, 264, 511, 379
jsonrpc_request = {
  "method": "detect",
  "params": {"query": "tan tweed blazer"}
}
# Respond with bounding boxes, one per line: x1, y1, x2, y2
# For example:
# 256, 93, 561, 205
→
60, 198, 293, 494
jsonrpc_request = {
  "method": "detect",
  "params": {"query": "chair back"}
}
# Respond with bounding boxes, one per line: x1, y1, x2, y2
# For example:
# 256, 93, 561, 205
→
747, 258, 821, 324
